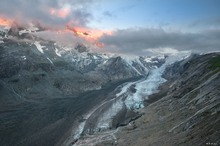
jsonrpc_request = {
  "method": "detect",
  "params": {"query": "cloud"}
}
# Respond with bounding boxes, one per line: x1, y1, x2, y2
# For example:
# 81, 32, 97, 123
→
103, 11, 114, 18
117, 4, 136, 12
99, 28, 220, 55
188, 18, 220, 30
0, 0, 95, 27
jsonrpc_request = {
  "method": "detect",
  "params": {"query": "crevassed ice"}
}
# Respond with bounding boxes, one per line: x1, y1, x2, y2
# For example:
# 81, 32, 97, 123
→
124, 52, 191, 109
124, 65, 166, 109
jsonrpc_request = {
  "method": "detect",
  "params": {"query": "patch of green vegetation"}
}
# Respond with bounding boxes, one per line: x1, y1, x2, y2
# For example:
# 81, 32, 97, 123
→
209, 55, 220, 70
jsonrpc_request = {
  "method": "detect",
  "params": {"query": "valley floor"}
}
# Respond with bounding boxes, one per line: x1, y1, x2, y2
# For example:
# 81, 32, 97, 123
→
0, 78, 139, 146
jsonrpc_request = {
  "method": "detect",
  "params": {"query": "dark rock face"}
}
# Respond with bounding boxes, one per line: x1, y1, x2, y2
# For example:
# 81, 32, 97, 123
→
98, 56, 139, 80
74, 44, 88, 53
106, 53, 220, 146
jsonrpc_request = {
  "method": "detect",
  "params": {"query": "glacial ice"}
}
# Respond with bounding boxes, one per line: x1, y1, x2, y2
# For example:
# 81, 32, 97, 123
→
72, 52, 191, 144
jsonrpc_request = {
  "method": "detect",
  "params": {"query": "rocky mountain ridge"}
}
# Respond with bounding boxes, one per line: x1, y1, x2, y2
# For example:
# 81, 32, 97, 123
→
0, 24, 165, 98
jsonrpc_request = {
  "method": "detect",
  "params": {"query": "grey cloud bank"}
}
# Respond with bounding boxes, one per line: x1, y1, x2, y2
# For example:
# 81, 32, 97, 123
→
99, 28, 220, 55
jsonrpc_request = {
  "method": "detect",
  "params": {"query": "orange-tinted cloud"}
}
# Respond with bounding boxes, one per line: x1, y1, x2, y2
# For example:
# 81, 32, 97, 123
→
66, 24, 112, 48
0, 14, 112, 49
0, 17, 12, 27
49, 8, 56, 15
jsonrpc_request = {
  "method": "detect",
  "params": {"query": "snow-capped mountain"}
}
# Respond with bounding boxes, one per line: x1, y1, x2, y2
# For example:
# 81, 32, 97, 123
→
0, 23, 166, 97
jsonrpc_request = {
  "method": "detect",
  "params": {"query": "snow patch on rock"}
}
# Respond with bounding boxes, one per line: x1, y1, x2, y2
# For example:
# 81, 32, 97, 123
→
34, 41, 45, 53
55, 48, 62, 57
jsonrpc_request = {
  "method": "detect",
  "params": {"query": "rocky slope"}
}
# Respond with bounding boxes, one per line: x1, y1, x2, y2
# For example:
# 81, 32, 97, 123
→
0, 24, 165, 146
99, 53, 220, 146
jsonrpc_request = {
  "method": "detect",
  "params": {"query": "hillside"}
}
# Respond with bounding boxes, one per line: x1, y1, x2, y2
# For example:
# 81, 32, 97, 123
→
104, 53, 220, 146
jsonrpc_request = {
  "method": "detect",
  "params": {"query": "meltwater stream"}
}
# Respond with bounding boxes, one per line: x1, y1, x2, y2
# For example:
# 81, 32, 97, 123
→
68, 53, 190, 146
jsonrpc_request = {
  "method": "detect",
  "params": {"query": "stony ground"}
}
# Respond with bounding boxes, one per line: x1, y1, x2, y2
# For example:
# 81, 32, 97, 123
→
97, 53, 220, 146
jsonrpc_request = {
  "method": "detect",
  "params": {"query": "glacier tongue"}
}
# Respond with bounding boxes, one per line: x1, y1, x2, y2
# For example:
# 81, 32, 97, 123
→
93, 53, 191, 130
124, 65, 167, 109
123, 52, 191, 109
70, 53, 191, 146
71, 62, 168, 146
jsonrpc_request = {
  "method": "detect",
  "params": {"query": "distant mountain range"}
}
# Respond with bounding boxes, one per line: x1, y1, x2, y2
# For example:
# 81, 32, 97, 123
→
0, 23, 166, 97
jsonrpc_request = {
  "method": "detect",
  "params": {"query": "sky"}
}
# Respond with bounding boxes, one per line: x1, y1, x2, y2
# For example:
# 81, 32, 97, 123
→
91, 0, 220, 30
0, 0, 220, 55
